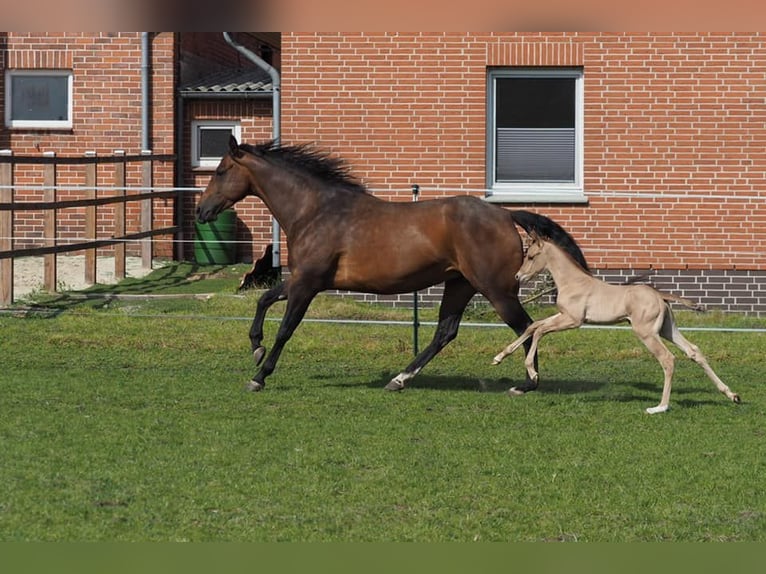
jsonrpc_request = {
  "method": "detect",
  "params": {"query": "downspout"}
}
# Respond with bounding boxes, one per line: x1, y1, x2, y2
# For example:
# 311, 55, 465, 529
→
223, 32, 282, 272
141, 32, 151, 152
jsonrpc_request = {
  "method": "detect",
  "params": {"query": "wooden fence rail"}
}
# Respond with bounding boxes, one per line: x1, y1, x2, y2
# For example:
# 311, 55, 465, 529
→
0, 150, 177, 306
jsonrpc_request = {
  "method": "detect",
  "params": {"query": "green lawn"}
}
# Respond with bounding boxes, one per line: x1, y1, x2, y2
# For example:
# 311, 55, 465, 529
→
1, 264, 764, 541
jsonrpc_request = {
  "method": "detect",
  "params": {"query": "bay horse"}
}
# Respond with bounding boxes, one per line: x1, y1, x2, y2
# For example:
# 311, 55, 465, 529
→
491, 232, 741, 413
196, 137, 587, 393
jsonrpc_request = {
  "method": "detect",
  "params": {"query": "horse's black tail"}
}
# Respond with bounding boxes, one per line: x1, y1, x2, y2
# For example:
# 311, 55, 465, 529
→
510, 210, 589, 271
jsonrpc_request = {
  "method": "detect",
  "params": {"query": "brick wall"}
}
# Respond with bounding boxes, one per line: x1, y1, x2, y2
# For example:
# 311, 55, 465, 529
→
1, 32, 176, 258
280, 32, 766, 314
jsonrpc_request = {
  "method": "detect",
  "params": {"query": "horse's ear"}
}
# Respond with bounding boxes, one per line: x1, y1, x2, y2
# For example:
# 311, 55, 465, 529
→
229, 135, 243, 159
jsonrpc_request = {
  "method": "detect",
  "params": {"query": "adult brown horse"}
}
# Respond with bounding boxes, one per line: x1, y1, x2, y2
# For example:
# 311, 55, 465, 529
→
196, 137, 588, 394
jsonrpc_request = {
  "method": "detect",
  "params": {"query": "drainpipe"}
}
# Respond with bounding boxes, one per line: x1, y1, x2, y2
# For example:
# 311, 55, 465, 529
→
141, 32, 151, 152
223, 32, 282, 272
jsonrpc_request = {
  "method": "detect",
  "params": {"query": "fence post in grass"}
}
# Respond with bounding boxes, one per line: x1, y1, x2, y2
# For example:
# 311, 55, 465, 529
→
43, 152, 57, 293
140, 150, 153, 270
411, 183, 420, 356
113, 150, 126, 281
0, 150, 13, 306
84, 151, 97, 285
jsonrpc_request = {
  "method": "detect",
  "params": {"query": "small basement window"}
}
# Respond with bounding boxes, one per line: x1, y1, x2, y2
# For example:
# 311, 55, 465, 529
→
191, 120, 241, 168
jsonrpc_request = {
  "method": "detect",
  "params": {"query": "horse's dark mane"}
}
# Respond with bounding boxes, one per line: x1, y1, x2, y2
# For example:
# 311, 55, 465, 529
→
510, 210, 589, 272
240, 140, 370, 194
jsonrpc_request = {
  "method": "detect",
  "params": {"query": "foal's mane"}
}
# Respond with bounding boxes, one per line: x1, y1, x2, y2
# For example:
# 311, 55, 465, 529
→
539, 236, 592, 275
240, 140, 370, 194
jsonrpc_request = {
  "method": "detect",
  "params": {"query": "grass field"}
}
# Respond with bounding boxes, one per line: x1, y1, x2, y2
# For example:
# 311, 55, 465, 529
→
1, 263, 765, 541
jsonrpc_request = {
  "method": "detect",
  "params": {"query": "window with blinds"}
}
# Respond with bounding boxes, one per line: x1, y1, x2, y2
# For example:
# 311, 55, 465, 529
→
487, 68, 585, 202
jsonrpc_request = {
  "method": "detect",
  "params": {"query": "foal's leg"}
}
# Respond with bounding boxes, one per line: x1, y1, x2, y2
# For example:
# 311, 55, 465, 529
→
510, 313, 582, 394
485, 294, 540, 393
249, 281, 288, 365
492, 320, 543, 365
660, 315, 741, 404
634, 327, 676, 414
385, 276, 475, 391
247, 278, 319, 392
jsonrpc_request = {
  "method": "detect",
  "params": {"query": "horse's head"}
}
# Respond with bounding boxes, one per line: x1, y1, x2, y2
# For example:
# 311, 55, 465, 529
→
196, 136, 252, 223
516, 232, 548, 282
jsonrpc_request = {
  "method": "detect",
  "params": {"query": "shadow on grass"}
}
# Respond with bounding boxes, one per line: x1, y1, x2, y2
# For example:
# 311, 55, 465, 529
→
328, 372, 607, 395
10, 262, 239, 317
328, 373, 733, 409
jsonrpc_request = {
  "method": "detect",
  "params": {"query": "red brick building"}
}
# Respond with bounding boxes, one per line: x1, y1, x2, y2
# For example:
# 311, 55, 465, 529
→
280, 33, 766, 313
3, 32, 766, 312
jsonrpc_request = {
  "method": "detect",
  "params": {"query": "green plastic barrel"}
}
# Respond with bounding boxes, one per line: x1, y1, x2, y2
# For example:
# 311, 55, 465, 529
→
194, 209, 237, 265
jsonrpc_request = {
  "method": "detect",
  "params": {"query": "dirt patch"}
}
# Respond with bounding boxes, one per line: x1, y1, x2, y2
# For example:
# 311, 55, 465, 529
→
9, 255, 159, 300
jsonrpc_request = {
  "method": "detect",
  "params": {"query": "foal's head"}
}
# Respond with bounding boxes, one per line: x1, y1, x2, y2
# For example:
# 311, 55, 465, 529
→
516, 233, 549, 282
196, 136, 253, 223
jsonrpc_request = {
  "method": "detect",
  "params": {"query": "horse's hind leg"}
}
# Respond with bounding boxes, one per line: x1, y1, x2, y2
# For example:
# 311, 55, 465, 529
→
249, 281, 287, 366
385, 276, 475, 391
660, 314, 741, 404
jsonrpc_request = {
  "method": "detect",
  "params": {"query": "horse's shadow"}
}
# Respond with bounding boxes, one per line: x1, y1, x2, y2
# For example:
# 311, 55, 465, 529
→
325, 372, 607, 395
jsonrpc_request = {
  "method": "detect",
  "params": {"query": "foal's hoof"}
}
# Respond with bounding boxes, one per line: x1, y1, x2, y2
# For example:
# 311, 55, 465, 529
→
732, 394, 741, 404
645, 404, 669, 414
246, 380, 265, 392
384, 380, 405, 392
253, 346, 267, 366
507, 387, 526, 397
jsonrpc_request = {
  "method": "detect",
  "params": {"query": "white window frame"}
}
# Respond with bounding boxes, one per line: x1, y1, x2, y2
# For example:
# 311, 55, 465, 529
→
4, 69, 73, 130
486, 68, 586, 204
191, 120, 242, 168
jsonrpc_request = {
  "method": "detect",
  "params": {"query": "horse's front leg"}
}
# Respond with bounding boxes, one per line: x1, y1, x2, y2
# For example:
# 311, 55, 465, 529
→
247, 280, 318, 392
249, 281, 288, 366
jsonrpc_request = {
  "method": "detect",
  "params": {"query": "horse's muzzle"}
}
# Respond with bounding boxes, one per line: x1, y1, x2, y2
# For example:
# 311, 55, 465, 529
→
196, 205, 217, 224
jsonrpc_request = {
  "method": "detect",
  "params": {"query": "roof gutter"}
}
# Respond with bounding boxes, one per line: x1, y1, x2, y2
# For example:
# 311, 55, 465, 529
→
223, 32, 282, 270
141, 32, 151, 152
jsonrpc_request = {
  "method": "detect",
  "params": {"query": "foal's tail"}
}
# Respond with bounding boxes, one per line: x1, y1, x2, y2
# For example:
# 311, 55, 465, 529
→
660, 291, 706, 312
510, 210, 589, 271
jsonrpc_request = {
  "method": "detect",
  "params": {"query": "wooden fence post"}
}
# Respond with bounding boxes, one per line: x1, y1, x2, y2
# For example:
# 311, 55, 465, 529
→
113, 150, 126, 281
84, 151, 97, 285
0, 150, 13, 306
141, 150, 152, 270
43, 152, 57, 293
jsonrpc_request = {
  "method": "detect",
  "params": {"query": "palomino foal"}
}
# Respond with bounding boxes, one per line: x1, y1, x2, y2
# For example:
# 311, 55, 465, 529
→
492, 233, 741, 414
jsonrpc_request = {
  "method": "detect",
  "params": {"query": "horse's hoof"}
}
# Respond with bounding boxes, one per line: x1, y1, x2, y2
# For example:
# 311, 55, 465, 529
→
732, 394, 741, 404
492, 355, 503, 365
384, 380, 404, 392
246, 380, 264, 392
507, 387, 525, 397
253, 346, 266, 366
